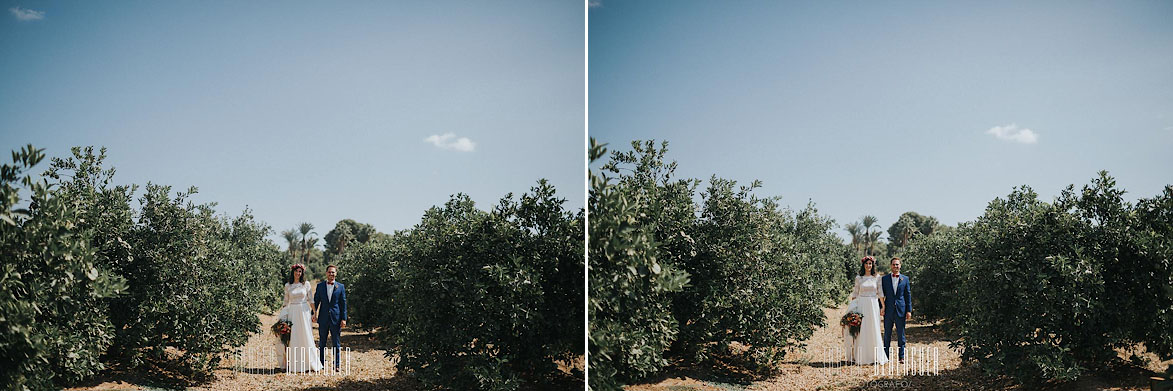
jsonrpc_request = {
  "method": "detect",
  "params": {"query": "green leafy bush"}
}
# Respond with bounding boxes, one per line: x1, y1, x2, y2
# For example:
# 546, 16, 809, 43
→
674, 177, 846, 370
0, 145, 128, 391
343, 180, 583, 390
905, 172, 1173, 385
588, 140, 851, 388
588, 140, 691, 390
1132, 185, 1173, 359
1, 145, 284, 388
336, 232, 403, 329
899, 228, 967, 322
112, 184, 283, 377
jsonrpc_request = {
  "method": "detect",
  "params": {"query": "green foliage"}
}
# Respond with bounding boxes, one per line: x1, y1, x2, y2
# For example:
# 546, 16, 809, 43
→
0, 145, 128, 391
112, 185, 283, 377
343, 180, 583, 390
323, 219, 378, 262
336, 232, 405, 328
1, 145, 284, 388
886, 211, 941, 256
899, 228, 966, 322
588, 140, 691, 390
588, 139, 851, 388
675, 177, 847, 370
902, 172, 1173, 386
1133, 185, 1173, 359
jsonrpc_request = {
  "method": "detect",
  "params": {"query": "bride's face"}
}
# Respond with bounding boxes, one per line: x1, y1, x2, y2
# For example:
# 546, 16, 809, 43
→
864, 261, 873, 274
294, 268, 302, 280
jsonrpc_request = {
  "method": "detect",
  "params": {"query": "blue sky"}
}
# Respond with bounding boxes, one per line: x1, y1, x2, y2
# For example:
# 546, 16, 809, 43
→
2, 1, 584, 246
589, 1, 1173, 240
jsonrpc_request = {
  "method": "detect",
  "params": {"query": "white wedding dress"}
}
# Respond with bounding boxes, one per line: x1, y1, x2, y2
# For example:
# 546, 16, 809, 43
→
278, 282, 323, 372
843, 275, 889, 365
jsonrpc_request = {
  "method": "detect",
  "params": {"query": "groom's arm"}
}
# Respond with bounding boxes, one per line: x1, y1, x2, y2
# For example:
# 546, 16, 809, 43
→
904, 279, 912, 318
340, 286, 347, 322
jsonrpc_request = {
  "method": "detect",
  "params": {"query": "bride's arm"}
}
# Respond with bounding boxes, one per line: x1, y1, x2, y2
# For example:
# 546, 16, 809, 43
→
309, 283, 317, 319
850, 276, 860, 300
283, 284, 290, 307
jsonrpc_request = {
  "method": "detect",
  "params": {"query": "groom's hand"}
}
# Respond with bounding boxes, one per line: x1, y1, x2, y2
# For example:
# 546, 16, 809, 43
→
341, 320, 346, 329
312, 315, 317, 323
905, 312, 911, 321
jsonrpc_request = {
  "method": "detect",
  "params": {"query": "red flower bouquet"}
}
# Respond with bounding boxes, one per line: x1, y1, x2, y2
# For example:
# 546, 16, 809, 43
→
271, 319, 292, 346
840, 311, 863, 338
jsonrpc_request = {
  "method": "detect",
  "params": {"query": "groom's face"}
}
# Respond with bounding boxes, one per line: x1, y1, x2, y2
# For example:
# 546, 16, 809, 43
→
891, 259, 901, 275
326, 267, 336, 282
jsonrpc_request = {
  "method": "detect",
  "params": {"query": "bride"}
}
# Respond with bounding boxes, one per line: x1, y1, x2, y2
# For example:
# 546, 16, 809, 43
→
843, 256, 889, 365
278, 264, 323, 372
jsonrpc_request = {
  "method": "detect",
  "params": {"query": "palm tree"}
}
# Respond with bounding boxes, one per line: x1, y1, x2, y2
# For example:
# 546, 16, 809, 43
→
862, 215, 879, 256
303, 237, 320, 264
868, 231, 882, 257
297, 222, 317, 264
845, 222, 862, 253
898, 215, 917, 248
281, 229, 299, 263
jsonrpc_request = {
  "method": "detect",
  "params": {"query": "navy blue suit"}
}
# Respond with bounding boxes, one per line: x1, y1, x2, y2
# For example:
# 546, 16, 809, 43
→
313, 281, 346, 369
881, 273, 911, 360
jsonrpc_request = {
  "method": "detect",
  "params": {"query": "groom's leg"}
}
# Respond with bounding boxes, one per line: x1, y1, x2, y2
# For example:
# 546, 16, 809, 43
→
329, 324, 342, 369
883, 314, 894, 360
319, 322, 328, 367
896, 316, 907, 361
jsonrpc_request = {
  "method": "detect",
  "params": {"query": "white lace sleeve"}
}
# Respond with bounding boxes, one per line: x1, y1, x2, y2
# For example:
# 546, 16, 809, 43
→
876, 277, 885, 301
283, 283, 291, 307
850, 276, 860, 300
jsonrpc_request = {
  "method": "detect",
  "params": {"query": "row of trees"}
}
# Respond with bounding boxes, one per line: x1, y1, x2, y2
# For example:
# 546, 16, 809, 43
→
588, 140, 855, 390
337, 180, 584, 390
278, 220, 387, 281
901, 172, 1172, 386
2, 144, 585, 391
844, 212, 947, 257
1, 146, 285, 391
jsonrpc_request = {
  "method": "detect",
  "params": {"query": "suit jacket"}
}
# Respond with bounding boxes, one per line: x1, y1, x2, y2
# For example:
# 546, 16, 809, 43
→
881, 274, 912, 318
314, 281, 347, 328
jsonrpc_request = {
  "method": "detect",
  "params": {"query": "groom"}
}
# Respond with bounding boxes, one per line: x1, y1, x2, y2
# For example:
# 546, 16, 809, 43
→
312, 265, 347, 370
881, 257, 912, 363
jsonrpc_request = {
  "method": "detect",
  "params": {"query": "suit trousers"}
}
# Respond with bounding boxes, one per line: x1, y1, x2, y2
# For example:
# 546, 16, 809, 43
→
319, 321, 341, 369
883, 313, 906, 361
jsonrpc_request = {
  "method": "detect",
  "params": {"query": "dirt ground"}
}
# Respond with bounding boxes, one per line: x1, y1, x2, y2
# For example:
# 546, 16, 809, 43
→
624, 304, 1171, 391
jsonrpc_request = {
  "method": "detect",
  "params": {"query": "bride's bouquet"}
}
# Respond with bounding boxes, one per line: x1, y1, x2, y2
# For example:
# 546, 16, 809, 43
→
840, 311, 863, 338
271, 319, 292, 347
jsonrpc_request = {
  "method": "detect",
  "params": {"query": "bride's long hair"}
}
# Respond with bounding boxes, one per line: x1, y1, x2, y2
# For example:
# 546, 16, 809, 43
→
287, 264, 307, 284
858, 256, 877, 276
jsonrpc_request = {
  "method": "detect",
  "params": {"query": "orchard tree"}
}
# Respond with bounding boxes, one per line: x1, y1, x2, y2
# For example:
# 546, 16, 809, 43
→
323, 219, 378, 262
0, 145, 128, 390
886, 211, 941, 256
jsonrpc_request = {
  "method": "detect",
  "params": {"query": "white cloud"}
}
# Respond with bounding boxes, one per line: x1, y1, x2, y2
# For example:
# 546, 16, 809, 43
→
9, 6, 44, 21
588, 1, 602, 7
985, 124, 1038, 144
423, 133, 476, 152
